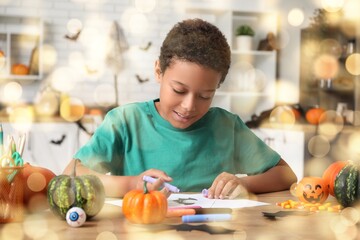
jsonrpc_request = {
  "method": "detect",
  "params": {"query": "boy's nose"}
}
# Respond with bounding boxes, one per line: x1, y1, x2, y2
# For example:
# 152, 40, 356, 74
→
181, 95, 196, 111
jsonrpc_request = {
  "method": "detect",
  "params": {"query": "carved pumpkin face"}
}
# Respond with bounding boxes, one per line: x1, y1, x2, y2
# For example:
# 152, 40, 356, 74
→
296, 177, 329, 203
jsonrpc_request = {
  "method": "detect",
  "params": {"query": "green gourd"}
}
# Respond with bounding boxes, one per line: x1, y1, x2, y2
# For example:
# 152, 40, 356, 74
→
47, 159, 105, 219
334, 163, 360, 208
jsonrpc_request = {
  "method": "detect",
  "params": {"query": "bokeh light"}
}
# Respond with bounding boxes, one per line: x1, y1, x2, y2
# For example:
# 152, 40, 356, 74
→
305, 157, 331, 176
27, 172, 47, 192
60, 97, 85, 122
345, 53, 360, 76
342, 0, 360, 23
318, 110, 344, 141
340, 207, 360, 226
128, 13, 149, 35
67, 18, 83, 35
42, 44, 58, 73
269, 105, 296, 127
288, 8, 304, 27
135, 0, 156, 13
34, 91, 59, 117
2, 81, 23, 103
348, 132, 360, 160
275, 80, 298, 104
0, 223, 24, 240
321, 0, 345, 12
8, 106, 35, 132
50, 67, 80, 92
96, 231, 118, 240
23, 215, 48, 239
94, 84, 116, 107
68, 51, 85, 70
313, 54, 339, 79
320, 38, 342, 58
308, 135, 331, 158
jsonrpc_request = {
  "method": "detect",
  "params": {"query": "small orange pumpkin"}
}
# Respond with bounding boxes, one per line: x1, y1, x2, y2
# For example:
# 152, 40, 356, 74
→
296, 177, 329, 204
122, 182, 168, 224
12, 63, 29, 75
305, 107, 325, 125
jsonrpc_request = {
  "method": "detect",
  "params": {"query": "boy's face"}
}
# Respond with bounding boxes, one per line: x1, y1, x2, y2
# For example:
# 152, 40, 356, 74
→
155, 59, 221, 129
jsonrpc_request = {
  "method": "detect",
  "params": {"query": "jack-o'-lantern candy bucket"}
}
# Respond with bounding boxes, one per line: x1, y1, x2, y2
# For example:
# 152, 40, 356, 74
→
295, 177, 329, 204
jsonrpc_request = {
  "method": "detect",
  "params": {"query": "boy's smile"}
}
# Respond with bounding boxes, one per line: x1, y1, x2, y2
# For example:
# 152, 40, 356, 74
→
155, 59, 222, 129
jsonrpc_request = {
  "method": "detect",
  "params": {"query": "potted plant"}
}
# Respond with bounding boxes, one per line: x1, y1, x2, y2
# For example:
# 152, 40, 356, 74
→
235, 25, 255, 51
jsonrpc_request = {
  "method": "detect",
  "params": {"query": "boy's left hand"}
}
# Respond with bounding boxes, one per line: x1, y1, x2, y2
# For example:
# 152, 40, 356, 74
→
207, 172, 247, 199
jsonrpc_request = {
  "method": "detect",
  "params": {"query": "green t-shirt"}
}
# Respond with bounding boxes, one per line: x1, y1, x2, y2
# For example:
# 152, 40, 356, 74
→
74, 99, 280, 192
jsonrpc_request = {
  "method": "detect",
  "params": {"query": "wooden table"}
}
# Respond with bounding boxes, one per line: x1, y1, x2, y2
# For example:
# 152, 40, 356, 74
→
0, 191, 348, 240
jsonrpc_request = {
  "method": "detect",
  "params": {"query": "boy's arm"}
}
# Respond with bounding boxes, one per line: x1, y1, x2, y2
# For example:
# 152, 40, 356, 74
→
208, 159, 297, 199
238, 159, 297, 193
62, 159, 172, 198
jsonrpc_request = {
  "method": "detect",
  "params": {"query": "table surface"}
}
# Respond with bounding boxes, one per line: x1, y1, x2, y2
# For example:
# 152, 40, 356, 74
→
0, 191, 350, 240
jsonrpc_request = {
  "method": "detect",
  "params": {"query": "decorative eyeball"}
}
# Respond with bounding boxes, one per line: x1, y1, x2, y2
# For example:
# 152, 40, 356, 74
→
66, 207, 86, 227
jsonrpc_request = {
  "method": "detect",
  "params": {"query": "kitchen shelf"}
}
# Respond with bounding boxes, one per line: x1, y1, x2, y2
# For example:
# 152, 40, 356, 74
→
0, 15, 43, 81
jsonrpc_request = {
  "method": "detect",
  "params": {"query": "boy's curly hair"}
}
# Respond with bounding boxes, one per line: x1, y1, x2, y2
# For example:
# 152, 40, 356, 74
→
159, 18, 231, 85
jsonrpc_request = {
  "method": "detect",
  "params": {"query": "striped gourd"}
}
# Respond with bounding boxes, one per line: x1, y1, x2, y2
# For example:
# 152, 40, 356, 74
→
334, 163, 360, 208
47, 160, 105, 219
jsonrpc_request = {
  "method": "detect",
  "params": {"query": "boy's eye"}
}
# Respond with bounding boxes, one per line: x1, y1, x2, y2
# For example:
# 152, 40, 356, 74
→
199, 95, 212, 100
173, 89, 185, 94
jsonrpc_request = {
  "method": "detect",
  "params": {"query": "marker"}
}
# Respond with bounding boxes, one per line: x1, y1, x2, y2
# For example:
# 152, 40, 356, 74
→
143, 175, 180, 193
166, 208, 196, 218
182, 214, 232, 223
195, 208, 232, 214
202, 188, 208, 197
169, 205, 202, 209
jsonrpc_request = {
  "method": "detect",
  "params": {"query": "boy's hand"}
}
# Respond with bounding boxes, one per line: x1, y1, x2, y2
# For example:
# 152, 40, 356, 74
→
136, 169, 173, 197
207, 172, 248, 199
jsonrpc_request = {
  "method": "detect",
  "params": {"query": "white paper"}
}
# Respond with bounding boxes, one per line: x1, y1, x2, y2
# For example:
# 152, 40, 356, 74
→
105, 193, 268, 209
168, 193, 268, 208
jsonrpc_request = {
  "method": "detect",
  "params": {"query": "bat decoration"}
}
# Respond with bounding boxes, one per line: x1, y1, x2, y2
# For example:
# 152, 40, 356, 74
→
173, 224, 236, 234
50, 134, 66, 145
136, 74, 149, 83
65, 30, 81, 41
140, 41, 152, 51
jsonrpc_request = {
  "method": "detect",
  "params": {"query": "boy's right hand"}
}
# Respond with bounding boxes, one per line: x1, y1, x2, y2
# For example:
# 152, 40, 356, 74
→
135, 169, 173, 197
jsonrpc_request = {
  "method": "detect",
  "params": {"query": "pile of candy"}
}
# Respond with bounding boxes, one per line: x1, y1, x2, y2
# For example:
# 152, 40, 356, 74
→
276, 199, 343, 212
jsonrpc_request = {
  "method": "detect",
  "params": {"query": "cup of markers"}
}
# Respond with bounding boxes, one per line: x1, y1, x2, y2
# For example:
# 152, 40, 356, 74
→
0, 126, 26, 223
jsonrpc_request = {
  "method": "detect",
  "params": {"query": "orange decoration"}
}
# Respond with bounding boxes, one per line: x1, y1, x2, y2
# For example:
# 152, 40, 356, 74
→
122, 182, 168, 224
22, 163, 56, 212
322, 161, 347, 196
12, 63, 29, 75
296, 177, 329, 204
305, 107, 325, 125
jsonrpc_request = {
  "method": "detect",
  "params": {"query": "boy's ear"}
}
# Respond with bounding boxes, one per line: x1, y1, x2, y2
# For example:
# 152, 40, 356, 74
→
154, 60, 162, 83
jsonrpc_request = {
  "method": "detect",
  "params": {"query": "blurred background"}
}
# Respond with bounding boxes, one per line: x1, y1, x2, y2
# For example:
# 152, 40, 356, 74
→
0, 0, 359, 178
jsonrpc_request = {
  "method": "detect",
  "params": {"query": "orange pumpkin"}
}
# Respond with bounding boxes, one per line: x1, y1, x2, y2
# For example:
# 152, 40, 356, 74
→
122, 182, 167, 224
296, 177, 329, 204
322, 161, 347, 196
12, 63, 29, 75
21, 163, 56, 212
305, 107, 325, 125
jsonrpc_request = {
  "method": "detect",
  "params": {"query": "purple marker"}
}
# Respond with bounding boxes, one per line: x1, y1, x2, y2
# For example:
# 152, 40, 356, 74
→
143, 175, 180, 193
202, 188, 208, 197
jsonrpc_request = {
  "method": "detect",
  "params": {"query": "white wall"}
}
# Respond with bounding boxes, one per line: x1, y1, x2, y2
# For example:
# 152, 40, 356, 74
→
0, 0, 320, 109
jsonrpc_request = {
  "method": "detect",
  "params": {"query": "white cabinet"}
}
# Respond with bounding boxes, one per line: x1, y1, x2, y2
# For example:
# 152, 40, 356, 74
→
0, 16, 43, 81
1, 122, 79, 175
185, 7, 278, 122
251, 128, 305, 181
